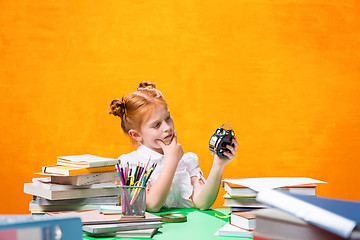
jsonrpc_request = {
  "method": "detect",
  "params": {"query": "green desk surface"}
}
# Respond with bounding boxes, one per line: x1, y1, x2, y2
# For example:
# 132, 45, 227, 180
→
83, 208, 252, 240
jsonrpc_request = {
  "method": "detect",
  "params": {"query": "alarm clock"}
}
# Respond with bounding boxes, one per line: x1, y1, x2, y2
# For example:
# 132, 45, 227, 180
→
209, 123, 235, 158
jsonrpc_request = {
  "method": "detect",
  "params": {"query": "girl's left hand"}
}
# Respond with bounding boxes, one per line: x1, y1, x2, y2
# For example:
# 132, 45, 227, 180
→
214, 136, 238, 166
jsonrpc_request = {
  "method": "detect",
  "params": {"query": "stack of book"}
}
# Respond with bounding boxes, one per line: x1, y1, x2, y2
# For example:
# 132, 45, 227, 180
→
222, 178, 320, 212
254, 189, 360, 240
215, 211, 255, 238
216, 177, 325, 238
23, 154, 121, 214
47, 209, 163, 238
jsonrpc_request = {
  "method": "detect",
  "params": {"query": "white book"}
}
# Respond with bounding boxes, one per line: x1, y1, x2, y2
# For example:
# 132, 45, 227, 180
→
84, 228, 159, 238
24, 183, 122, 200
40, 165, 116, 176
83, 221, 163, 234
223, 181, 316, 197
223, 193, 266, 208
46, 210, 162, 225
223, 182, 257, 197
223, 177, 325, 192
230, 211, 256, 230
29, 201, 117, 213
32, 177, 117, 191
57, 154, 119, 168
33, 196, 120, 205
51, 171, 119, 186
215, 222, 253, 238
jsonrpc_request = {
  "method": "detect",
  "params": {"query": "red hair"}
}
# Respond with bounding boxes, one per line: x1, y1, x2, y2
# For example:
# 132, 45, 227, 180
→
109, 81, 167, 145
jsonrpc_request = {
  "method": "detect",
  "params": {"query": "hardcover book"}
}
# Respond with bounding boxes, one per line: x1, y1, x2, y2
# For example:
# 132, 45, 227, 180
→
57, 154, 119, 168
215, 222, 253, 238
32, 177, 117, 191
223, 193, 266, 208
29, 201, 117, 213
47, 210, 162, 225
223, 177, 324, 192
84, 228, 159, 238
254, 208, 347, 240
41, 165, 116, 176
256, 189, 360, 239
24, 183, 122, 200
32, 195, 120, 206
223, 181, 317, 197
230, 211, 256, 230
50, 171, 119, 186
82, 221, 163, 234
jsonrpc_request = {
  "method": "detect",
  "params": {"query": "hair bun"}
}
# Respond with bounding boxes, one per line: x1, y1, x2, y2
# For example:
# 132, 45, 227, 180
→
109, 98, 126, 117
138, 81, 156, 90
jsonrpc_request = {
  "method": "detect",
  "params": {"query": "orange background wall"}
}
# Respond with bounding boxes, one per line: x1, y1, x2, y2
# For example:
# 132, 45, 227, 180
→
1, 0, 360, 214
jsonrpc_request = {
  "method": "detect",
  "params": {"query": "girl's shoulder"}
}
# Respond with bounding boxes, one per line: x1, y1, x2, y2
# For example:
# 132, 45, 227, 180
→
183, 152, 198, 160
181, 152, 204, 177
118, 150, 140, 162
182, 152, 199, 165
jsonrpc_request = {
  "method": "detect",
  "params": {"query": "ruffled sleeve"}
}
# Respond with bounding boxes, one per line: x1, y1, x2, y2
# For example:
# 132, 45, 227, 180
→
182, 152, 206, 183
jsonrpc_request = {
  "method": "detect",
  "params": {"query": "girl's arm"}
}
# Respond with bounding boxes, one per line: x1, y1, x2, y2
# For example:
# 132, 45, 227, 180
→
191, 137, 238, 210
145, 134, 183, 212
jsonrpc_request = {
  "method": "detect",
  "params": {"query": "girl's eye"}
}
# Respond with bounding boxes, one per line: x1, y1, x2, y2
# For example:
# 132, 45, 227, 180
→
165, 116, 171, 121
153, 122, 161, 128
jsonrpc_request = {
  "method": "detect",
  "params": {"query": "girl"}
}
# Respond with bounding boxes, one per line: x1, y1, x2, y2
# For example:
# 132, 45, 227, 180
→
109, 82, 238, 212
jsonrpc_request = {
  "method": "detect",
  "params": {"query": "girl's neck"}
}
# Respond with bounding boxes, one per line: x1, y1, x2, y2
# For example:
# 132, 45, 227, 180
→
142, 143, 164, 155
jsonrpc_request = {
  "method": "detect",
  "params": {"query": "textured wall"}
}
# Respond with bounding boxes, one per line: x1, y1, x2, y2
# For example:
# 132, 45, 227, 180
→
1, 0, 360, 213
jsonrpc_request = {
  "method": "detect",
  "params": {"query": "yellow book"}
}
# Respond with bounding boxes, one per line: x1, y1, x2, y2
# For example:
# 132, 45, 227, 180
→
41, 165, 116, 176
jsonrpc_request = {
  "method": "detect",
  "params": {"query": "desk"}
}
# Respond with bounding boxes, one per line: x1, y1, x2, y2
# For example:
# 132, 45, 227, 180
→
83, 208, 251, 240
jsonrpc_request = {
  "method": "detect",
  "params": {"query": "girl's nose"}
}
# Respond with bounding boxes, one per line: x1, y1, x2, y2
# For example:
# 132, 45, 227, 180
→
162, 121, 171, 132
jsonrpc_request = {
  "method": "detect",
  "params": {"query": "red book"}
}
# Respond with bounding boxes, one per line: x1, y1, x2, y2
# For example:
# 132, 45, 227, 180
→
230, 211, 256, 230
253, 234, 276, 240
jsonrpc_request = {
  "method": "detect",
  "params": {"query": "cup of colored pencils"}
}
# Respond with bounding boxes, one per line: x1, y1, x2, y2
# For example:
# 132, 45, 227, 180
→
121, 185, 146, 217
115, 158, 156, 218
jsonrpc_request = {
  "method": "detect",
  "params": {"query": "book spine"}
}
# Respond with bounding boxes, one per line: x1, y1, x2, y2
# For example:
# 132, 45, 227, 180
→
75, 172, 118, 185
40, 182, 117, 191
87, 160, 118, 168
51, 171, 118, 186
33, 196, 120, 205
43, 166, 116, 176
256, 189, 356, 239
24, 183, 122, 200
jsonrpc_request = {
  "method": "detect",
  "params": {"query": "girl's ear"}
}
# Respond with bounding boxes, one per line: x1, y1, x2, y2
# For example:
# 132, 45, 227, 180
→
128, 129, 142, 142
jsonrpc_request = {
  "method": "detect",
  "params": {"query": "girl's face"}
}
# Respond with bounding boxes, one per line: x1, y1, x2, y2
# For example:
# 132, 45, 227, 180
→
139, 104, 174, 154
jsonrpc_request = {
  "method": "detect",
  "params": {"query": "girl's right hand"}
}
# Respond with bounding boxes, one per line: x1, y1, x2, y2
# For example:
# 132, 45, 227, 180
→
156, 131, 184, 162
214, 136, 238, 167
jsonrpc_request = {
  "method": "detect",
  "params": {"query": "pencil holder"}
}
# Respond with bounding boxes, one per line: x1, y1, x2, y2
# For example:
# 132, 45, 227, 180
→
121, 186, 146, 218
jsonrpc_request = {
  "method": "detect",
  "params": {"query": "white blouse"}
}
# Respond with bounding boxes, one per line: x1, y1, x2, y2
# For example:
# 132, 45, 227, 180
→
118, 144, 206, 208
